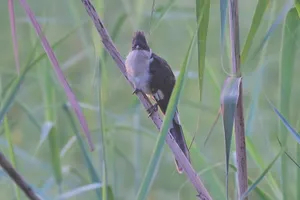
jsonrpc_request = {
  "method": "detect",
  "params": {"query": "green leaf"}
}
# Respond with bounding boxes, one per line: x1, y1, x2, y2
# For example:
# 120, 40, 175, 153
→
270, 103, 300, 145
240, 149, 284, 200
196, 0, 210, 101
149, 0, 176, 33
41, 62, 62, 186
103, 13, 127, 63
220, 76, 242, 199
229, 164, 273, 200
245, 137, 282, 198
279, 7, 299, 200
56, 183, 102, 200
219, 0, 228, 65
16, 100, 41, 131
295, 0, 300, 17
135, 28, 196, 200
251, 1, 293, 59
48, 125, 62, 185
241, 0, 269, 64
63, 105, 102, 199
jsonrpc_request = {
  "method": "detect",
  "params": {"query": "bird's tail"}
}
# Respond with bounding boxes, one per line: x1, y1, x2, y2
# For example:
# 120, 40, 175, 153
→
169, 110, 191, 174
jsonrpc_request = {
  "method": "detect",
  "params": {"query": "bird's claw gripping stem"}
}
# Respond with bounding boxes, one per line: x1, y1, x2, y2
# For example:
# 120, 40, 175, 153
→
147, 103, 158, 117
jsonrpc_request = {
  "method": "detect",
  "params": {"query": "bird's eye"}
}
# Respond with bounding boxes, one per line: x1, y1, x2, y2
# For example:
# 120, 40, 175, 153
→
135, 45, 140, 49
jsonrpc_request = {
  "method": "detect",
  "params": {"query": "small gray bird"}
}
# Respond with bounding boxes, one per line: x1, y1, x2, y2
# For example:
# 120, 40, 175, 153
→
125, 31, 191, 173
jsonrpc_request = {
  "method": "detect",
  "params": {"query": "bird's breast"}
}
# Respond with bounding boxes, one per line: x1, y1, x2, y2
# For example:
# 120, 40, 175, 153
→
125, 50, 152, 94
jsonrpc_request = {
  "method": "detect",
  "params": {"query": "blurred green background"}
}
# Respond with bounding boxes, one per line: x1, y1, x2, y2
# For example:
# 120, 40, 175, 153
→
1, 0, 300, 199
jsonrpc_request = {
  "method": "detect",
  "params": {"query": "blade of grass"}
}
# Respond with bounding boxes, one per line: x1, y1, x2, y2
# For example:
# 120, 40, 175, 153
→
279, 7, 299, 200
295, 0, 300, 17
8, 0, 20, 74
240, 149, 284, 200
34, 122, 53, 155
220, 76, 242, 199
92, 7, 109, 199
136, 28, 196, 200
68, 0, 93, 65
103, 13, 127, 63
184, 128, 226, 198
297, 121, 300, 200
0, 77, 20, 200
229, 164, 273, 200
149, 0, 176, 34
3, 116, 20, 200
43, 63, 62, 188
0, 21, 85, 127
240, 0, 269, 64
96, 62, 108, 200
63, 104, 102, 199
19, 0, 94, 151
55, 183, 102, 200
245, 137, 282, 198
250, 0, 293, 60
60, 136, 76, 158
269, 102, 300, 144
220, 0, 228, 67
195, 0, 210, 101
16, 100, 41, 131
245, 0, 276, 135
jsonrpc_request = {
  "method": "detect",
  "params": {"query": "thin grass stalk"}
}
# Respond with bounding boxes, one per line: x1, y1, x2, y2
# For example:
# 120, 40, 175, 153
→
80, 0, 212, 199
297, 121, 300, 200
8, 0, 20, 74
92, 1, 108, 196
4, 116, 20, 200
44, 64, 62, 189
97, 62, 108, 200
228, 0, 248, 198
133, 106, 142, 192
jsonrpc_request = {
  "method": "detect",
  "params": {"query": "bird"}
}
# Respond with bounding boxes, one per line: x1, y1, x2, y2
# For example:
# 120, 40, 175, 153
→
125, 31, 191, 173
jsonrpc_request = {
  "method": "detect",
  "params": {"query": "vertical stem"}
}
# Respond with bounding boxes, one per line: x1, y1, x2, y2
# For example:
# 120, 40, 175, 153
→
228, 0, 248, 198
228, 0, 240, 76
297, 121, 300, 200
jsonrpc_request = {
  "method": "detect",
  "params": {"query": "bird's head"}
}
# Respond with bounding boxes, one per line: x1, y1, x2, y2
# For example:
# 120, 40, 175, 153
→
132, 31, 150, 51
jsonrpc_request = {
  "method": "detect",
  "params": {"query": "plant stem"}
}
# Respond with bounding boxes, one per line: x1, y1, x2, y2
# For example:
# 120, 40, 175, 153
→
228, 0, 248, 198
0, 152, 41, 200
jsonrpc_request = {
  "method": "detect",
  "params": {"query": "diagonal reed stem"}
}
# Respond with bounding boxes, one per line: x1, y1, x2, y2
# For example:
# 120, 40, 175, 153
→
80, 0, 212, 199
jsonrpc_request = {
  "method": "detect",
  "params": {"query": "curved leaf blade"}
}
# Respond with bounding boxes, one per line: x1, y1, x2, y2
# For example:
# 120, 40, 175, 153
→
241, 0, 269, 63
270, 104, 300, 144
251, 0, 293, 59
220, 76, 242, 199
240, 149, 284, 200
196, 0, 210, 101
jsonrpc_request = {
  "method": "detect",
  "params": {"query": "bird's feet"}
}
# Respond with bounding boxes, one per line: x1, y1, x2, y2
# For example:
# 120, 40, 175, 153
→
147, 103, 158, 117
132, 88, 142, 95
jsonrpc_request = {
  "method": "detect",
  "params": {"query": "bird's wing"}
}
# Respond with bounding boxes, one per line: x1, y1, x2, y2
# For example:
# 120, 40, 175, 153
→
149, 53, 175, 114
149, 52, 191, 173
